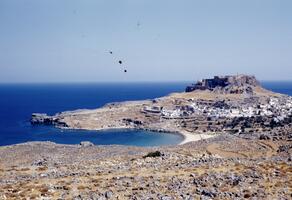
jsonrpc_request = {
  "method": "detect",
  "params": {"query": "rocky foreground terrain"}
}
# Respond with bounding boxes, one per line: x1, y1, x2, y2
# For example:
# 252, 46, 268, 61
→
0, 135, 291, 199
1, 75, 291, 199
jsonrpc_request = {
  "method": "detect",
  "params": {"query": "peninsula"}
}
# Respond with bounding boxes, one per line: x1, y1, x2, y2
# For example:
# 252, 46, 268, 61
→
31, 75, 291, 143
0, 75, 291, 199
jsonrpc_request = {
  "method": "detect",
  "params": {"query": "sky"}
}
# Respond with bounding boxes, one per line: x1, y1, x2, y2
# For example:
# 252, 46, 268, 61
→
0, 0, 291, 83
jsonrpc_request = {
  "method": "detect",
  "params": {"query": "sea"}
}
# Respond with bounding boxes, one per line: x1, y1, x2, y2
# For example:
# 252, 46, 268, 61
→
0, 81, 291, 147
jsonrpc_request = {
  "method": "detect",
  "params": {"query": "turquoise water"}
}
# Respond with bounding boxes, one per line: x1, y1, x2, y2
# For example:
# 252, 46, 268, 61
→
0, 82, 291, 146
21, 126, 183, 147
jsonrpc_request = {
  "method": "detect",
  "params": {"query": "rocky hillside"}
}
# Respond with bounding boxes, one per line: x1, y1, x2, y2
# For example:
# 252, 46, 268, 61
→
186, 75, 261, 94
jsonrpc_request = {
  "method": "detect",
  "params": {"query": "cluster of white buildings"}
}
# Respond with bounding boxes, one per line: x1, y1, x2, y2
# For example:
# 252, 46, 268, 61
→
158, 97, 292, 120
161, 108, 185, 118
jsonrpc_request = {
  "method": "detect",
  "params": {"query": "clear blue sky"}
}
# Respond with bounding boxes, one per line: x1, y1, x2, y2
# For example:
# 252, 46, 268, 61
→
0, 0, 291, 83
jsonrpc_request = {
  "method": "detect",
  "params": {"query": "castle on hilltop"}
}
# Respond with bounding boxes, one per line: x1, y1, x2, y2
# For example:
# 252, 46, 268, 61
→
185, 75, 259, 93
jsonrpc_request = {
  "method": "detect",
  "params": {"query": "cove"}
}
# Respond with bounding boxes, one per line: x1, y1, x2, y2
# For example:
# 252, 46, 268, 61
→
1, 125, 183, 147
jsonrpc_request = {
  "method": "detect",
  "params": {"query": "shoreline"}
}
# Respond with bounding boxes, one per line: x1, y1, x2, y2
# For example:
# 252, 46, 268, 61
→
178, 130, 217, 145
0, 127, 215, 147
60, 125, 216, 146
29, 77, 292, 148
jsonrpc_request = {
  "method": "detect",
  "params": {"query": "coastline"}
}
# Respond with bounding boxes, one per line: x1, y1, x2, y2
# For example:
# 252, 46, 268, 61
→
94, 127, 217, 145
141, 129, 217, 145
28, 75, 292, 148
59, 125, 215, 146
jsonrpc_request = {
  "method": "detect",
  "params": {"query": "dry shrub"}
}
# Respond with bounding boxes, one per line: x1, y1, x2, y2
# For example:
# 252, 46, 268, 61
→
77, 185, 88, 190
244, 193, 251, 198
6, 193, 18, 198
143, 151, 162, 158
37, 166, 48, 171
29, 194, 38, 199
63, 185, 71, 191
3, 185, 12, 189
20, 168, 30, 172
91, 179, 99, 183
39, 187, 49, 195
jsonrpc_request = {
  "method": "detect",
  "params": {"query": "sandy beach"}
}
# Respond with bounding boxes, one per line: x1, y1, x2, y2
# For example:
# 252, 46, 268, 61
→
179, 130, 216, 145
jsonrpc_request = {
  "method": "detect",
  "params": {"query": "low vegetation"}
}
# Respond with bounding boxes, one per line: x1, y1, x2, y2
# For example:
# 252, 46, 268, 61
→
143, 151, 163, 158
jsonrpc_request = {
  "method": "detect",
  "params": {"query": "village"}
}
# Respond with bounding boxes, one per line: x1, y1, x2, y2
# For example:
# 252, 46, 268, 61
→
143, 96, 292, 121
139, 75, 292, 136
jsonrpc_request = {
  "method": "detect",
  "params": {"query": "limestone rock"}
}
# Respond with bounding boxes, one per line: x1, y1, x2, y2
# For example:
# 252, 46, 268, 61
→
79, 141, 94, 147
185, 74, 260, 94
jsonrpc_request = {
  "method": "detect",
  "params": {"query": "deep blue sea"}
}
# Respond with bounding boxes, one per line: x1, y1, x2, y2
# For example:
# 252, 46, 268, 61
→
0, 83, 189, 146
0, 82, 291, 147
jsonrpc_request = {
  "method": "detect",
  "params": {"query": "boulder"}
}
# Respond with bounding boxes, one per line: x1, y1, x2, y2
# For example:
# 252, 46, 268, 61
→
79, 141, 94, 147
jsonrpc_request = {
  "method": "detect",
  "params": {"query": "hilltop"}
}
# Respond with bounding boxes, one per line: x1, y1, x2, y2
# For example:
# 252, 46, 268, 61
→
185, 74, 260, 94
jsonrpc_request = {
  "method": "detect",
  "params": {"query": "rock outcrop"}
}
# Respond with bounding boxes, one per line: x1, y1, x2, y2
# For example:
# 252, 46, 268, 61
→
79, 141, 94, 147
31, 113, 68, 127
185, 75, 260, 94
31, 113, 56, 125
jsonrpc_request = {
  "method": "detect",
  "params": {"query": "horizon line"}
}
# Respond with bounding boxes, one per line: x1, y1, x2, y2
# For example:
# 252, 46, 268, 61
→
0, 79, 292, 84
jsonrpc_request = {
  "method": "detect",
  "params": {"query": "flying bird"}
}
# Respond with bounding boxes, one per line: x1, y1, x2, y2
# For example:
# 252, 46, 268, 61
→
118, 60, 122, 64
109, 51, 113, 54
